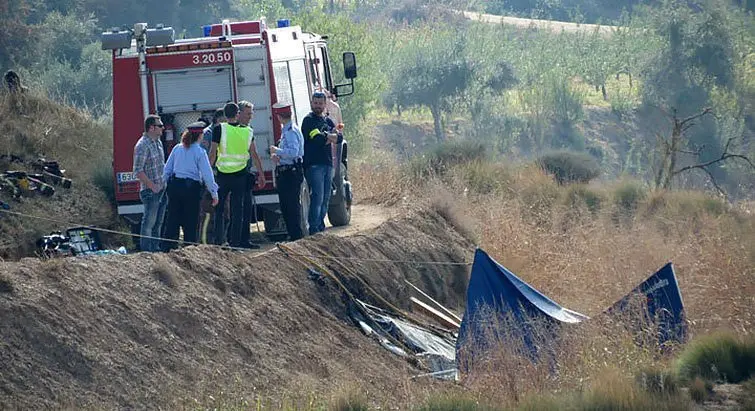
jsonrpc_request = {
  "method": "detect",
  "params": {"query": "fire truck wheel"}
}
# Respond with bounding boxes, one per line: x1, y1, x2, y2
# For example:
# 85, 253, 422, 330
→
327, 162, 351, 227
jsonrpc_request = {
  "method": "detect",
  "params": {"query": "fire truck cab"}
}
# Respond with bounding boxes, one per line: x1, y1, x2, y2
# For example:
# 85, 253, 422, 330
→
101, 18, 356, 240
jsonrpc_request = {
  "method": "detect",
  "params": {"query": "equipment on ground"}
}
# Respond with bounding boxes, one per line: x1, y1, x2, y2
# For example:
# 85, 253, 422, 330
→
35, 227, 127, 258
32, 158, 72, 188
2, 170, 55, 196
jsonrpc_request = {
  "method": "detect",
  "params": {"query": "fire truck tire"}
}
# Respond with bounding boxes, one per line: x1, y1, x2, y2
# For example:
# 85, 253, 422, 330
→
327, 162, 351, 227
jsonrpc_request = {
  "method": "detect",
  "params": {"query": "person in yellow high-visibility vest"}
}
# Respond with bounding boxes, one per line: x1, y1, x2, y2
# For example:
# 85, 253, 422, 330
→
209, 102, 265, 248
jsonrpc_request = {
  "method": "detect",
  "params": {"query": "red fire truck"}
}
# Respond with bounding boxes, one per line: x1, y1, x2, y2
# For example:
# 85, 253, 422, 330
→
101, 18, 356, 239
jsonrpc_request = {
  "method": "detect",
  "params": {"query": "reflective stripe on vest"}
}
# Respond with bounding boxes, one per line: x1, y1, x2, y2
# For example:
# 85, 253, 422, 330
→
217, 123, 252, 174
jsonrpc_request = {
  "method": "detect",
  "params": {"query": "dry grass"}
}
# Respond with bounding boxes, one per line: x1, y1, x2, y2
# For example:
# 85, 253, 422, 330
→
351, 155, 755, 407
352, 158, 754, 333
688, 377, 712, 403
428, 184, 480, 244
328, 385, 369, 411
0, 91, 111, 179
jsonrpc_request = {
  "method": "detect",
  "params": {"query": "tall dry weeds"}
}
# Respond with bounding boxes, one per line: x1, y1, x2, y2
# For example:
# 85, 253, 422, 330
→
352, 156, 755, 405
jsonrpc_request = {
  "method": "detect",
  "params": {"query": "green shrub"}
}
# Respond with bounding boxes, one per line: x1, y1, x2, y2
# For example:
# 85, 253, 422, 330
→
563, 184, 604, 214
456, 162, 513, 195
676, 194, 728, 217
551, 120, 587, 151
676, 332, 755, 384
409, 139, 487, 178
537, 150, 601, 184
610, 90, 636, 120
613, 180, 648, 214
635, 367, 679, 396
548, 76, 584, 125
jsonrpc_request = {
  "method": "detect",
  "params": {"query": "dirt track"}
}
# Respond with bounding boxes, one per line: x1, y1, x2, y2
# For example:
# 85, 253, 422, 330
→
0, 208, 472, 409
461, 10, 617, 35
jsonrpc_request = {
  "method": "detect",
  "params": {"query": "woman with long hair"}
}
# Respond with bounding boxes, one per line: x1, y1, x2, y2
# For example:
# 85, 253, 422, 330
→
162, 122, 219, 249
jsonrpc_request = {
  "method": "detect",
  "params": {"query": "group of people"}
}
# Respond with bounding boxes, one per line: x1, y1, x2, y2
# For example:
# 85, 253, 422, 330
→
132, 91, 343, 252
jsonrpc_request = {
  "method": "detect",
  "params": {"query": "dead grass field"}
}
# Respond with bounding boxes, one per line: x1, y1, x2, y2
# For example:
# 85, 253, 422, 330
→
351, 156, 754, 409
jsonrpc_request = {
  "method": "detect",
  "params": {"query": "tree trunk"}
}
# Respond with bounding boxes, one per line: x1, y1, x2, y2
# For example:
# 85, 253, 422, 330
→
628, 72, 633, 89
431, 103, 444, 143
655, 145, 669, 189
601, 84, 607, 100
662, 117, 683, 190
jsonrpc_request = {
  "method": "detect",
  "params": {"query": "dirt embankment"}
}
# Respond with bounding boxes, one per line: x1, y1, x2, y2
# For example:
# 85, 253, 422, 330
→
0, 92, 116, 260
0, 209, 473, 409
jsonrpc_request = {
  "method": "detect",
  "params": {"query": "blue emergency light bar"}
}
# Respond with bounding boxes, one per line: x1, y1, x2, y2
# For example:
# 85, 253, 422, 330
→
277, 19, 290, 28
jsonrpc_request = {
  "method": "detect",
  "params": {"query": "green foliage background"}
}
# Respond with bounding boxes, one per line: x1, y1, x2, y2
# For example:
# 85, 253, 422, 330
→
1, 0, 752, 197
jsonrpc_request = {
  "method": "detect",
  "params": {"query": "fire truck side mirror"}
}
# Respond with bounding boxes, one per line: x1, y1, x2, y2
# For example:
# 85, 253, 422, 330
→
343, 52, 357, 80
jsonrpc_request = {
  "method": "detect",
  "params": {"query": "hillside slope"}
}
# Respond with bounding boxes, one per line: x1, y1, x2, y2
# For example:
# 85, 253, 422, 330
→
0, 92, 117, 259
0, 210, 472, 409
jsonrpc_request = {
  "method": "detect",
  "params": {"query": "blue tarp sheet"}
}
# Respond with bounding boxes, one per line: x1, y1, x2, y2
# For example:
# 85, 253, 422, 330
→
456, 249, 687, 369
456, 249, 589, 368
605, 262, 687, 346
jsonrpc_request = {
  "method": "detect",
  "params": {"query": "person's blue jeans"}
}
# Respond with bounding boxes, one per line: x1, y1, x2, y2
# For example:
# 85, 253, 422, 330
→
305, 164, 333, 235
139, 188, 167, 252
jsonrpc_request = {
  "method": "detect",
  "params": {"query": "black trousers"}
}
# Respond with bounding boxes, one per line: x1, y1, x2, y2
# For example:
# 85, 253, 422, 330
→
240, 172, 256, 245
164, 177, 202, 248
277, 167, 304, 241
214, 171, 246, 246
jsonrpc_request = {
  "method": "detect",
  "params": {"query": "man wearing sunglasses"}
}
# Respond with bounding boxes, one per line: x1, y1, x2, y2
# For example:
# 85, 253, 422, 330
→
133, 114, 168, 252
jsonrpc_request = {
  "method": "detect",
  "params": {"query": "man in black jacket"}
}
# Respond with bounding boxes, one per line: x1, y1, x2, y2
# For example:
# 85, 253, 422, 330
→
301, 91, 342, 235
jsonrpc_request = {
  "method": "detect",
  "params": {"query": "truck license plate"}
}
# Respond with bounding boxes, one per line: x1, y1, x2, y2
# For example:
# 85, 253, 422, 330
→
116, 172, 137, 184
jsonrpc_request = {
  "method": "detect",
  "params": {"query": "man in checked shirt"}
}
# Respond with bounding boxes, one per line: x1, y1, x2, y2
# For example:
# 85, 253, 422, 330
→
133, 114, 168, 252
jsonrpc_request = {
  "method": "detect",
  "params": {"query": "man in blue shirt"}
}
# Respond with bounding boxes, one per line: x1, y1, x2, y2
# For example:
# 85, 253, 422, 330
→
202, 108, 225, 155
270, 102, 305, 241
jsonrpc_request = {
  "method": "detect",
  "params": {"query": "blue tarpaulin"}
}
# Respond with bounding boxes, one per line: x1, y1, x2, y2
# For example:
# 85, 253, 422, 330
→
605, 262, 687, 346
456, 249, 588, 368
456, 249, 687, 370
